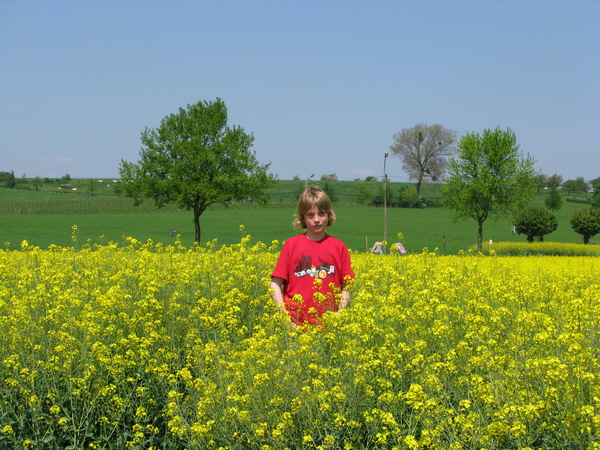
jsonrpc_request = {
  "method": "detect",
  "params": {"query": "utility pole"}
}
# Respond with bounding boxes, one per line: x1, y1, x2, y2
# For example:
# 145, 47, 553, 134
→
383, 152, 388, 253
305, 174, 314, 190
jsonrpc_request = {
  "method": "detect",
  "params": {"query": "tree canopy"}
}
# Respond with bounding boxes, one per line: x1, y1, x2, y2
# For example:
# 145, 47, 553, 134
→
390, 124, 458, 197
119, 98, 277, 243
546, 173, 563, 189
442, 127, 537, 252
562, 177, 588, 195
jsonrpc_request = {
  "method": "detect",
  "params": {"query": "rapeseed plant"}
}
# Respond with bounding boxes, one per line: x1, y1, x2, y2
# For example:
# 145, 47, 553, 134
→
0, 236, 598, 449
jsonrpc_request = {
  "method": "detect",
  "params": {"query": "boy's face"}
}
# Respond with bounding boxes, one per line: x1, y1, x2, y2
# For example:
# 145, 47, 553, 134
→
304, 207, 328, 239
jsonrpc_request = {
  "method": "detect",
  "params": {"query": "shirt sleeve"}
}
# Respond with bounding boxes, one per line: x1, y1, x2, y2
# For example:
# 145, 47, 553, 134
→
341, 244, 354, 282
272, 240, 291, 282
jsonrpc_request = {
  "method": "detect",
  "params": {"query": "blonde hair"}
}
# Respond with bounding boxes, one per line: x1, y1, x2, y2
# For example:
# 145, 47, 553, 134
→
294, 186, 336, 229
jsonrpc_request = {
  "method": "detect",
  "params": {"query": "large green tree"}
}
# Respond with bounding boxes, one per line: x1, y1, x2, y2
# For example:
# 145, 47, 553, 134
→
119, 98, 277, 243
442, 127, 537, 252
390, 123, 458, 197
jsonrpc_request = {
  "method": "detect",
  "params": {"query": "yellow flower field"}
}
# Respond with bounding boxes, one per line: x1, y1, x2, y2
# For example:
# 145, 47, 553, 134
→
0, 235, 599, 449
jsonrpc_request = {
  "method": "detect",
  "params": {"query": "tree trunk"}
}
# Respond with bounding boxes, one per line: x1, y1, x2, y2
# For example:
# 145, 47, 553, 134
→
477, 221, 483, 252
416, 174, 423, 197
194, 208, 202, 244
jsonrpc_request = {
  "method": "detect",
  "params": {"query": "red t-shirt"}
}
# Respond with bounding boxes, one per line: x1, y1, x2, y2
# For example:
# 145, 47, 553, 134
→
272, 233, 354, 325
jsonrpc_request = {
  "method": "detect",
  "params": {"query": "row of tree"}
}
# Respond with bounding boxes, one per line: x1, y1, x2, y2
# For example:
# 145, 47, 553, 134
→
535, 173, 591, 194
390, 124, 599, 250
512, 206, 600, 245
390, 123, 596, 197
98, 101, 600, 248
4, 100, 598, 248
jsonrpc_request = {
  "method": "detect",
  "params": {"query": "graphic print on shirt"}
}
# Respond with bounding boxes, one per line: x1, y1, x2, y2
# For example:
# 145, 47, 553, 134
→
293, 254, 336, 279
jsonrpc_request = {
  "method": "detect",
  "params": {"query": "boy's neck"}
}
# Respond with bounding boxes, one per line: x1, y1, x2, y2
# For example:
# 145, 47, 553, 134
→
305, 230, 327, 241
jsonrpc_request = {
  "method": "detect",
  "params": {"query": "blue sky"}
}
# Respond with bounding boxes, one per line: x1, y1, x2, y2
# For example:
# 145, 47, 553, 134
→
1, 0, 599, 183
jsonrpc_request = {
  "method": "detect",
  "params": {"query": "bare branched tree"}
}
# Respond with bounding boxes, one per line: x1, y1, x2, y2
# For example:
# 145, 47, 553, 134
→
390, 123, 458, 197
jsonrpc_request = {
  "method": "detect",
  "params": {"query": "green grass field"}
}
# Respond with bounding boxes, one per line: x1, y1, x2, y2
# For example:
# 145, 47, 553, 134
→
0, 180, 596, 253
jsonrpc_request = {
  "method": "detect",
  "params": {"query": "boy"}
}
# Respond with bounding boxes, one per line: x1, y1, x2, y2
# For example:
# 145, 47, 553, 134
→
270, 186, 354, 328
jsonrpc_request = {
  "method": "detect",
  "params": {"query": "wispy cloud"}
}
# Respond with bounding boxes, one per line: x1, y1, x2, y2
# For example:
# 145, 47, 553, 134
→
345, 168, 376, 178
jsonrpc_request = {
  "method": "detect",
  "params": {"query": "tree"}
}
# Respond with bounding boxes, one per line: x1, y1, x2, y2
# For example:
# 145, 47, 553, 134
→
398, 185, 425, 208
562, 177, 588, 195
294, 183, 305, 200
321, 181, 338, 203
390, 123, 458, 197
320, 174, 337, 181
118, 98, 277, 243
512, 207, 558, 242
371, 181, 394, 207
533, 173, 547, 194
61, 173, 71, 184
590, 177, 600, 209
0, 171, 16, 188
546, 173, 563, 189
575, 176, 589, 193
86, 179, 98, 196
442, 127, 537, 252
544, 187, 562, 212
356, 183, 372, 206
569, 208, 600, 244
32, 176, 43, 191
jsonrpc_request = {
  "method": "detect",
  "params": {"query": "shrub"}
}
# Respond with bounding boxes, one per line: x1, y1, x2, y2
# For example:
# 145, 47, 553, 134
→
512, 206, 558, 242
355, 183, 372, 206
569, 208, 600, 244
472, 241, 600, 256
566, 197, 591, 204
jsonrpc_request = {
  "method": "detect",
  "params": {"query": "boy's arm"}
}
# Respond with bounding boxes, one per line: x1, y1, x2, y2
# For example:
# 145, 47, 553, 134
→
269, 277, 287, 313
339, 282, 351, 310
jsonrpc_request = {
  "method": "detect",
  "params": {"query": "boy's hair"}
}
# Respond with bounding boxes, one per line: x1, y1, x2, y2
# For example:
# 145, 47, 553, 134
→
294, 186, 336, 229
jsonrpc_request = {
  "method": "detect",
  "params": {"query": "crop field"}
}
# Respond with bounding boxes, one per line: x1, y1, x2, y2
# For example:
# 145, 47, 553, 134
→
1, 237, 598, 449
0, 183, 594, 253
